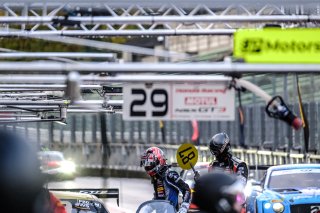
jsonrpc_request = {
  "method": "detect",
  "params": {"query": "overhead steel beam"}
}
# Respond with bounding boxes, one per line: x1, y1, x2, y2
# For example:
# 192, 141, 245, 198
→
0, 1, 319, 38
0, 118, 64, 123
0, 15, 318, 24
0, 74, 109, 83
0, 62, 319, 74
0, 29, 236, 36
0, 84, 101, 89
67, 109, 122, 113
0, 92, 49, 96
0, 74, 228, 83
1, 28, 188, 59
0, 100, 122, 108
0, 114, 39, 117
0, 0, 318, 6
0, 52, 116, 59
0, 100, 68, 105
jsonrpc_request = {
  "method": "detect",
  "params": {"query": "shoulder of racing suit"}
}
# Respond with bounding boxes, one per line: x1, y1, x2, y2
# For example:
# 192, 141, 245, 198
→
230, 156, 248, 173
230, 155, 245, 165
231, 156, 248, 184
165, 170, 191, 204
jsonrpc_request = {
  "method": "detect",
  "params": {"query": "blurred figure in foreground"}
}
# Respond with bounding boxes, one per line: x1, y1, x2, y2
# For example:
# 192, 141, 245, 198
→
192, 172, 245, 213
0, 130, 66, 213
140, 147, 191, 213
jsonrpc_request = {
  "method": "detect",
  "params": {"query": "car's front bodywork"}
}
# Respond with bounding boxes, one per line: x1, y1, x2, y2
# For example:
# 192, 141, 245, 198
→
252, 164, 320, 213
51, 188, 119, 213
52, 191, 109, 213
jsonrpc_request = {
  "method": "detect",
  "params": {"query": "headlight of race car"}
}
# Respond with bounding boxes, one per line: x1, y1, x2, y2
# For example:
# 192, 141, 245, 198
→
60, 160, 76, 173
272, 202, 284, 213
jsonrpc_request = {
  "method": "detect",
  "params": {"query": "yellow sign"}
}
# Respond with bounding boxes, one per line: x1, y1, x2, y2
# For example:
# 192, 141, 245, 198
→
234, 28, 320, 63
176, 143, 198, 170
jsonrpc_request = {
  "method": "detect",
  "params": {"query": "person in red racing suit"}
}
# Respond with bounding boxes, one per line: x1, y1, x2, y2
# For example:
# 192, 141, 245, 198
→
208, 133, 248, 213
140, 147, 191, 213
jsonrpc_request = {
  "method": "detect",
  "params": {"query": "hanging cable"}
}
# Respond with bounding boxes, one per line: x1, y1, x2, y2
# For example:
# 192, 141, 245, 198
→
296, 75, 309, 155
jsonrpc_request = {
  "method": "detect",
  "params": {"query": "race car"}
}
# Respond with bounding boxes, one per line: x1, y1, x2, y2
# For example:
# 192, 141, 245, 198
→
38, 151, 76, 180
50, 188, 119, 213
247, 164, 320, 213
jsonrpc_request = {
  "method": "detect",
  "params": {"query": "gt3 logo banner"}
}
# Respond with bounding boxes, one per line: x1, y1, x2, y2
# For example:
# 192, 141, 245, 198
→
234, 28, 320, 63
123, 83, 235, 121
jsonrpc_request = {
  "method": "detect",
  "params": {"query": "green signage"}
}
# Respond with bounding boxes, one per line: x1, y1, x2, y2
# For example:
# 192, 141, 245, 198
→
234, 28, 320, 63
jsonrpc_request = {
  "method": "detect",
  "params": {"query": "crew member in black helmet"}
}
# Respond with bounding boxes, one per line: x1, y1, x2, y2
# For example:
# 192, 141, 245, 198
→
208, 132, 248, 186
192, 172, 245, 213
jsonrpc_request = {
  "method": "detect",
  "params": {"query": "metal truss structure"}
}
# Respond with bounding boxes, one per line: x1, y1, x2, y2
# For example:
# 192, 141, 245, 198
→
0, 0, 319, 36
0, 0, 318, 122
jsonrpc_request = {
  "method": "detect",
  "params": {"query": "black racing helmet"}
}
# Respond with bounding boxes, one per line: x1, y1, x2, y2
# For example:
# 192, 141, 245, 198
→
192, 172, 245, 213
209, 132, 231, 157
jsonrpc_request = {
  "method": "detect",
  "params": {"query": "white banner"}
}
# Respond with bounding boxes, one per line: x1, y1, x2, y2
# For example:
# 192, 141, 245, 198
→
123, 83, 235, 121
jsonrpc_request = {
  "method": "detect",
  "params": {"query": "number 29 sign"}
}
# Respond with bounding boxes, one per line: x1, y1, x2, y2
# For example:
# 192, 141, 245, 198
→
123, 84, 171, 120
123, 82, 235, 121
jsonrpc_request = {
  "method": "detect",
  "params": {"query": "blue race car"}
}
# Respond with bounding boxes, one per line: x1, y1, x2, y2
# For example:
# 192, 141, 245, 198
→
248, 164, 320, 213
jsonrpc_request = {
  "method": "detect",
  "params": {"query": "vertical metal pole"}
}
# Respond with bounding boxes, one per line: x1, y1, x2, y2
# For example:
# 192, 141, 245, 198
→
146, 121, 151, 144
71, 115, 76, 143
169, 121, 173, 145
49, 122, 54, 146
110, 115, 116, 143
82, 115, 86, 143
272, 75, 277, 150
176, 122, 181, 144
120, 117, 124, 143
309, 102, 316, 152
99, 112, 110, 177
294, 102, 301, 150
130, 121, 134, 143
60, 124, 64, 143
260, 106, 266, 147
162, 121, 167, 144
317, 103, 320, 151
283, 74, 288, 151
92, 114, 97, 143
154, 121, 159, 143
138, 121, 142, 142
37, 122, 40, 145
